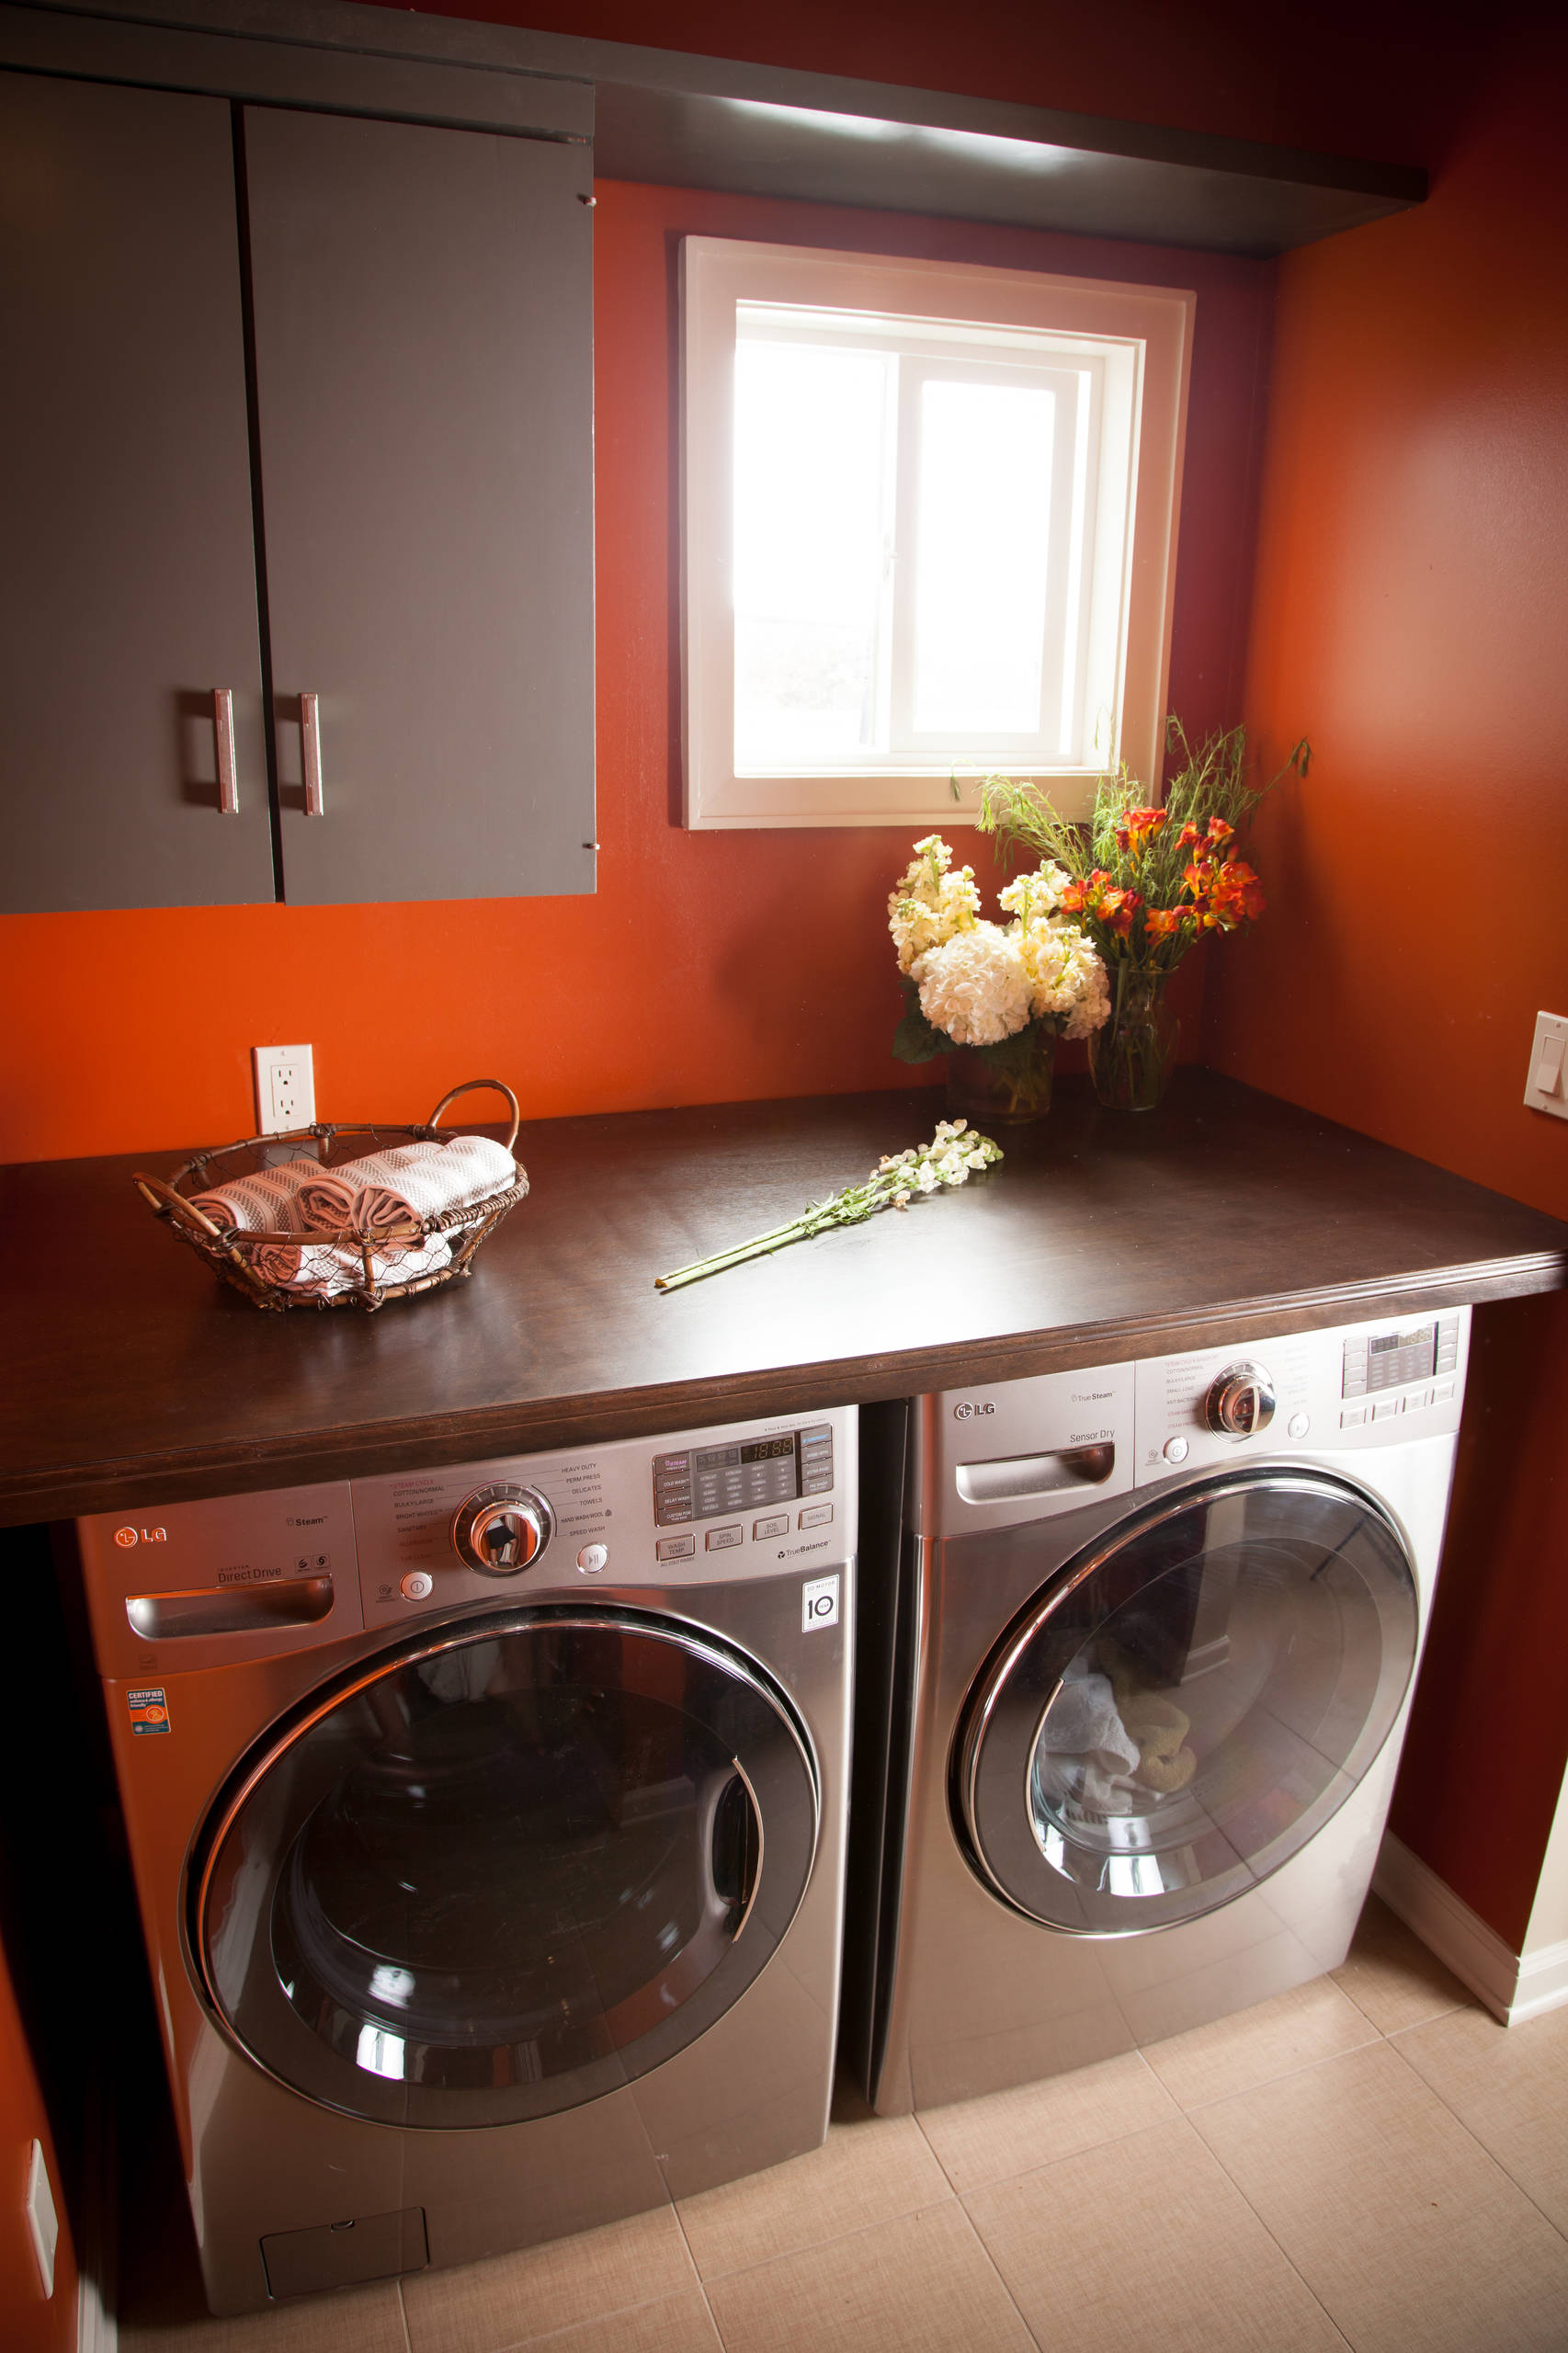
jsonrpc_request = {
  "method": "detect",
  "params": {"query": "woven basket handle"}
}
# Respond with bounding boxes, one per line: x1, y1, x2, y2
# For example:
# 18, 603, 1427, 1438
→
426, 1078, 521, 1154
133, 1170, 224, 1239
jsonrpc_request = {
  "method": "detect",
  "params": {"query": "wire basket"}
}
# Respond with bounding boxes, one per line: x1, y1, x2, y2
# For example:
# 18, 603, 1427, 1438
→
132, 1079, 528, 1313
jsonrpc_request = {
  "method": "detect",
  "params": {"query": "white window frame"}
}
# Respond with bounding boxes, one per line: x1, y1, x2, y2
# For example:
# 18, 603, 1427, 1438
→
680, 237, 1195, 831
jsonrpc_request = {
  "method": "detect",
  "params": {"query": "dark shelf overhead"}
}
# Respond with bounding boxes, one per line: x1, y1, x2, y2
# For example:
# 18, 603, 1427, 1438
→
9, 0, 1426, 256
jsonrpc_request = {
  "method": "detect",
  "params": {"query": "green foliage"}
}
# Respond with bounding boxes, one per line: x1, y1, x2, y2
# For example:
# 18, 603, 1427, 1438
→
892, 986, 949, 1064
978, 719, 1308, 904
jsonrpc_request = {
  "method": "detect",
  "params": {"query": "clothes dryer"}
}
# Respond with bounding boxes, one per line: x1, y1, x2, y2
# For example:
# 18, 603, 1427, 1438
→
858, 1315, 1466, 2114
79, 1407, 854, 2313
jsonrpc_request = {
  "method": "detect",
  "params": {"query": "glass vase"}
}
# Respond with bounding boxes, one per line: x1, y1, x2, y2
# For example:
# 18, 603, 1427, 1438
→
1088, 968, 1179, 1111
945, 1025, 1056, 1125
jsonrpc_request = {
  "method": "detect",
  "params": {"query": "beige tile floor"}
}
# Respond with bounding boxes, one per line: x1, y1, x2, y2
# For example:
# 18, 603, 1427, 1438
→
120, 1902, 1568, 2353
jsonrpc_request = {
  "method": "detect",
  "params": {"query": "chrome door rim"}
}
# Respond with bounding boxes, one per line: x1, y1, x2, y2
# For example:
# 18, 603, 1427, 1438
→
953, 1468, 1417, 1935
187, 1603, 820, 2125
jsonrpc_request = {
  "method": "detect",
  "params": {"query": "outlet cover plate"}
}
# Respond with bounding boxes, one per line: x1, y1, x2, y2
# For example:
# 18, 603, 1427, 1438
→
1524, 1011, 1568, 1120
253, 1044, 315, 1135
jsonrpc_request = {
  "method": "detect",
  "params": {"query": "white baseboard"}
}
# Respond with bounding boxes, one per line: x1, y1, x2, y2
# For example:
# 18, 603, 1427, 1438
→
1373, 1833, 1568, 2027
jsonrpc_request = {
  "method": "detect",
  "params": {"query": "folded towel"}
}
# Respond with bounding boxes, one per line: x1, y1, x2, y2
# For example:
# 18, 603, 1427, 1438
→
190, 1158, 324, 1234
251, 1232, 452, 1300
296, 1135, 517, 1240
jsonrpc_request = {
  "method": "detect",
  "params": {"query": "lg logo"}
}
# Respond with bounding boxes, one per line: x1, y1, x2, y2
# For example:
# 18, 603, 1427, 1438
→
952, 1401, 996, 1421
113, 1527, 166, 1549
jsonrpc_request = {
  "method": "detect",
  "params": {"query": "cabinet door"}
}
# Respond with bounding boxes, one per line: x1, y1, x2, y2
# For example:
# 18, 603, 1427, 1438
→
244, 108, 596, 907
0, 73, 272, 913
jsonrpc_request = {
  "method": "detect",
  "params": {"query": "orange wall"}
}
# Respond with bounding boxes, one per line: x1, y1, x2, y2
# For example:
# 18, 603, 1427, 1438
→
1209, 17, 1568, 1946
0, 1929, 75, 2353
0, 183, 1266, 1163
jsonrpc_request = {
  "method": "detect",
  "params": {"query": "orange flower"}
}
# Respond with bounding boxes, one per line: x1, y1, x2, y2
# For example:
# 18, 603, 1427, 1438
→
1097, 885, 1142, 937
1143, 906, 1187, 941
1176, 821, 1202, 849
1208, 858, 1265, 927
1123, 806, 1167, 849
1181, 856, 1214, 900
1205, 815, 1235, 847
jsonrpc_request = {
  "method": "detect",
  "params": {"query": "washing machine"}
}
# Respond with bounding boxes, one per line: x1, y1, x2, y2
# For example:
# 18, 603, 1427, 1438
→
77, 1405, 854, 2313
856, 1313, 1467, 2114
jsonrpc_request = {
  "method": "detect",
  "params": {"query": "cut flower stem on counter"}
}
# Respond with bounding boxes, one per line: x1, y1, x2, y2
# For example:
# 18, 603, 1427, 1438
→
654, 1121, 1003, 1290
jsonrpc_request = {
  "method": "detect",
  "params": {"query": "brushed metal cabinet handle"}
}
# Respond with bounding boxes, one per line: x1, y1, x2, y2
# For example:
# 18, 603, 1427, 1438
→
213, 688, 239, 814
301, 691, 324, 816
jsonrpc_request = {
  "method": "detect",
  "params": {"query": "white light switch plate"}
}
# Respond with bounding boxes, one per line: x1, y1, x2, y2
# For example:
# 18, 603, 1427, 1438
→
1524, 1011, 1568, 1120
26, 2138, 58, 2297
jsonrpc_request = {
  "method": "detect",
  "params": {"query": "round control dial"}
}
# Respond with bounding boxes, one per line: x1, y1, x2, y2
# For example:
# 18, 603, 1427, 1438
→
451, 1483, 553, 1576
1204, 1361, 1277, 1441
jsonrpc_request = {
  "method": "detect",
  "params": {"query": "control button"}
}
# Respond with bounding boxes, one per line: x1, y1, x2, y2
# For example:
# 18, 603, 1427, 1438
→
1287, 1412, 1311, 1438
799, 1504, 834, 1529
706, 1525, 744, 1552
1372, 1397, 1401, 1421
576, 1543, 608, 1574
754, 1514, 789, 1539
655, 1535, 696, 1563
400, 1571, 435, 1601
1433, 1379, 1456, 1402
1162, 1438, 1189, 1463
1340, 1405, 1369, 1428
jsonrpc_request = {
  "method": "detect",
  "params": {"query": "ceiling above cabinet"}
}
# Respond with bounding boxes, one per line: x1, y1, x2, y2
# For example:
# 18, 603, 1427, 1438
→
8, 0, 1426, 258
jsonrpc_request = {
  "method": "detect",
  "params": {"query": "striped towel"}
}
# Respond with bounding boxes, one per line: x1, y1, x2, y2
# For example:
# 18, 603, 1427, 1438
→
251, 1233, 452, 1299
190, 1158, 323, 1234
295, 1135, 518, 1241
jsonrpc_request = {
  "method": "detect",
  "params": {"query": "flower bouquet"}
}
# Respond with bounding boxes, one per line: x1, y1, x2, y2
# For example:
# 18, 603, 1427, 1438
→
888, 835, 1109, 1121
978, 720, 1308, 1110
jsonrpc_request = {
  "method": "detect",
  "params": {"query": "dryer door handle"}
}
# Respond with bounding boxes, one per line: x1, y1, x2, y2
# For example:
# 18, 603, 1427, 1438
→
955, 1443, 1116, 1506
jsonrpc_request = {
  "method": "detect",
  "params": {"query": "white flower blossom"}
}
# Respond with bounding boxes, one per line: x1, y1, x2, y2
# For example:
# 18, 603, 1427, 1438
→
998, 862, 1072, 924
915, 1161, 940, 1192
912, 923, 1031, 1046
1015, 915, 1111, 1039
887, 835, 982, 975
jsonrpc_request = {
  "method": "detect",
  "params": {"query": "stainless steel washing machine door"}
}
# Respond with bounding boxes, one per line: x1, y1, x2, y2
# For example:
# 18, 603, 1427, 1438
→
954, 1470, 1418, 1934
190, 1607, 819, 2127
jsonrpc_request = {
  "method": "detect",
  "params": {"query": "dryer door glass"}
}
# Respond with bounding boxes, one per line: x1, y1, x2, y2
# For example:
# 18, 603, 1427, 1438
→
957, 1471, 1418, 1933
193, 1608, 819, 2128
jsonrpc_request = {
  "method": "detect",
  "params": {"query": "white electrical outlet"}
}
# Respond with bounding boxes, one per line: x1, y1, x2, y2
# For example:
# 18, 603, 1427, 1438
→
253, 1043, 315, 1134
1524, 1011, 1568, 1121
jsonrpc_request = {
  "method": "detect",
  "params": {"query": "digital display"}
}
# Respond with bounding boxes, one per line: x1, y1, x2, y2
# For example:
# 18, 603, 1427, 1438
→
653, 1424, 835, 1526
1344, 1316, 1456, 1402
1370, 1326, 1434, 1358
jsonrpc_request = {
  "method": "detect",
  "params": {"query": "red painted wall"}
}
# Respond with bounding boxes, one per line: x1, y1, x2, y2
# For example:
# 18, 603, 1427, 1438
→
0, 1930, 75, 2353
1208, 17, 1568, 1946
0, 184, 1266, 1163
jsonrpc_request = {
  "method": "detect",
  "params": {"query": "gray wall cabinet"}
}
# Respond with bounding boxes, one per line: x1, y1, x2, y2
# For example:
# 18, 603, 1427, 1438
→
2, 68, 596, 913
1, 73, 274, 915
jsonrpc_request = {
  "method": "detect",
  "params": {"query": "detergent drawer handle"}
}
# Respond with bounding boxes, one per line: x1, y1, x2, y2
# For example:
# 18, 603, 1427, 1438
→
125, 1574, 335, 1643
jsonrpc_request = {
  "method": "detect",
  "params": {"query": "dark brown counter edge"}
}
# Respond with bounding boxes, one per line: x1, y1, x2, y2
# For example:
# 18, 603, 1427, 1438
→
7, 1251, 1563, 1528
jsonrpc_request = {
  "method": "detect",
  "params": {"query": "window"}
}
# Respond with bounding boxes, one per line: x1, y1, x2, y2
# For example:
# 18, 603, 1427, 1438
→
681, 239, 1194, 830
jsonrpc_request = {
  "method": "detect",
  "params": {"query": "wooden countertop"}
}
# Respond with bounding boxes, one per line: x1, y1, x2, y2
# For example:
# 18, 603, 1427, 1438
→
3, 1070, 1564, 1526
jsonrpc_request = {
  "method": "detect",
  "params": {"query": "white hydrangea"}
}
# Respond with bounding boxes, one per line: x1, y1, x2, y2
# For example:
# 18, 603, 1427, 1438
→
888, 835, 982, 975
912, 922, 1032, 1046
1017, 918, 1111, 1040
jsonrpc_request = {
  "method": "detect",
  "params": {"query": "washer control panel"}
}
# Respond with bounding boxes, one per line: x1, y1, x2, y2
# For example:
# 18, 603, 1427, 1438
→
76, 1406, 857, 1663
349, 1404, 855, 1628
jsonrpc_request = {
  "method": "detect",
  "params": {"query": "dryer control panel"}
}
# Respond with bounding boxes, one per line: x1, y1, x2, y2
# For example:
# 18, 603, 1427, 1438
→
1131, 1309, 1471, 1483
